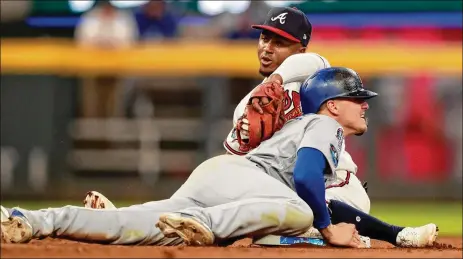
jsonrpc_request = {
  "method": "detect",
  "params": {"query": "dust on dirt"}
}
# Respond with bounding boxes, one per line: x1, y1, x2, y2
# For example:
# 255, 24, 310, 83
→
1, 236, 461, 258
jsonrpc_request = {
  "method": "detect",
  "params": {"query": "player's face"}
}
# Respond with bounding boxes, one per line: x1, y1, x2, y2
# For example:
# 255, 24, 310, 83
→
336, 99, 370, 136
257, 31, 305, 77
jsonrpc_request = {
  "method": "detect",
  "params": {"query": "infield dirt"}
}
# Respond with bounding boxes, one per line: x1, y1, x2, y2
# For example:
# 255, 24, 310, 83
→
1, 236, 461, 258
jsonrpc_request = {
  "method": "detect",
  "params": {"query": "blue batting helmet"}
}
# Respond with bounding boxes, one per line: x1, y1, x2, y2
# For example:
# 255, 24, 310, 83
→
300, 67, 378, 114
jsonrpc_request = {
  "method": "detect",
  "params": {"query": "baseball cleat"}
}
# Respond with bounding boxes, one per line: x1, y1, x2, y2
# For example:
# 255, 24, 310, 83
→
156, 213, 214, 246
396, 223, 438, 248
1, 209, 33, 244
83, 191, 116, 209
1, 206, 10, 223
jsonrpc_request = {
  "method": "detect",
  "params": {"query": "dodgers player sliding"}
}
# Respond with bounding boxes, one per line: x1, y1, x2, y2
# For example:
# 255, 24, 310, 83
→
1, 68, 438, 248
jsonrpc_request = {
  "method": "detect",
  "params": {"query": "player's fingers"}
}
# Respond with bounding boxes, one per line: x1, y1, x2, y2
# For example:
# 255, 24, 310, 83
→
241, 130, 249, 138
242, 118, 249, 125
261, 97, 270, 105
351, 238, 361, 248
355, 237, 363, 248
241, 123, 249, 131
251, 98, 264, 114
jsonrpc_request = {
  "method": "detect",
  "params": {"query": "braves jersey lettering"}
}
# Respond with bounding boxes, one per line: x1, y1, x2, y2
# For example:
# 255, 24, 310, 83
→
283, 90, 302, 121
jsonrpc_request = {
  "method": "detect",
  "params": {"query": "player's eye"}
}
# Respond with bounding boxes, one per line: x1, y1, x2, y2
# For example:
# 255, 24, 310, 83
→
260, 34, 269, 41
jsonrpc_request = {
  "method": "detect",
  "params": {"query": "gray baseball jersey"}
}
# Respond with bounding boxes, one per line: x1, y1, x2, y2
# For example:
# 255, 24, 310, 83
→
246, 114, 345, 191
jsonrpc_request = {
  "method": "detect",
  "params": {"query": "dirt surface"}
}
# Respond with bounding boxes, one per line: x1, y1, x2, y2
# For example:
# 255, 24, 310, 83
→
1, 236, 461, 258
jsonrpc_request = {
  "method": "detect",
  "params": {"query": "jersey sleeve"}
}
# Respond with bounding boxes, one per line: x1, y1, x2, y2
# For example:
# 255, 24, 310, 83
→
298, 116, 344, 173
272, 53, 331, 84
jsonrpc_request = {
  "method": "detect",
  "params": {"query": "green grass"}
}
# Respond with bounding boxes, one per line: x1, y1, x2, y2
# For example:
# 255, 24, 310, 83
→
369, 201, 462, 236
2, 200, 461, 236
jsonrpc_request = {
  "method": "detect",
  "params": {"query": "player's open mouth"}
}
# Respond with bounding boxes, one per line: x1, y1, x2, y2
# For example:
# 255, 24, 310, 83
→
361, 114, 367, 121
260, 57, 273, 66
361, 114, 368, 125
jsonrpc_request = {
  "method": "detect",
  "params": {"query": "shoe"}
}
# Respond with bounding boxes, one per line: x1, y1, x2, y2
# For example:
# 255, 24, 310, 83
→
83, 191, 117, 209
1, 206, 10, 223
396, 223, 438, 248
1, 209, 33, 243
156, 213, 214, 246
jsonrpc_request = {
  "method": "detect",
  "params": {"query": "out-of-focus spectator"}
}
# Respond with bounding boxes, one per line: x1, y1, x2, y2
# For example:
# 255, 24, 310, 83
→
75, 0, 139, 49
75, 1, 138, 118
0, 0, 31, 23
401, 74, 451, 182
134, 0, 178, 41
226, 12, 261, 40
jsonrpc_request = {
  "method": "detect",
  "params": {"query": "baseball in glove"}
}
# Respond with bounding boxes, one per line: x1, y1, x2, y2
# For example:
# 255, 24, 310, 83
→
236, 81, 286, 152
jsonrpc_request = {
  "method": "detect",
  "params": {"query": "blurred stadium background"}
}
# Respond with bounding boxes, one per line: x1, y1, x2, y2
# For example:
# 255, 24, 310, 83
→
0, 0, 461, 236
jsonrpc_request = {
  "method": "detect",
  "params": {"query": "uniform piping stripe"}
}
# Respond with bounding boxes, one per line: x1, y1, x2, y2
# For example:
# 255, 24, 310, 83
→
325, 171, 351, 189
223, 141, 247, 156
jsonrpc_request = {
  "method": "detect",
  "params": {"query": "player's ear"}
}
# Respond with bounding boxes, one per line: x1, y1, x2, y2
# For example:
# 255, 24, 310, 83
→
299, 46, 306, 53
326, 100, 340, 115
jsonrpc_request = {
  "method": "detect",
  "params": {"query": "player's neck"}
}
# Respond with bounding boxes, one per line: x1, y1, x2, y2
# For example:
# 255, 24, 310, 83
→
317, 111, 354, 137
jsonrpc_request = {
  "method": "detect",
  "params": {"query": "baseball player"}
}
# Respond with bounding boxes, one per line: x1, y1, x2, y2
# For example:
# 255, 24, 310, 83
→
1, 68, 437, 248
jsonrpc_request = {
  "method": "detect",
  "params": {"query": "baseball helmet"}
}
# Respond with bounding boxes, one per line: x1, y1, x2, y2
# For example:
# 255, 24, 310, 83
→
300, 67, 378, 114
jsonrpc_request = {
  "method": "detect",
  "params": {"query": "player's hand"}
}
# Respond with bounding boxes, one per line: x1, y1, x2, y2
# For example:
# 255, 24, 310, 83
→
250, 95, 271, 115
320, 223, 363, 248
249, 76, 283, 115
237, 117, 250, 140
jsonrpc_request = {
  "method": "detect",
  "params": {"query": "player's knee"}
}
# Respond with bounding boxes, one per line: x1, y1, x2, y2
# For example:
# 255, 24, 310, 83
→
357, 194, 371, 214
283, 199, 314, 230
339, 192, 371, 214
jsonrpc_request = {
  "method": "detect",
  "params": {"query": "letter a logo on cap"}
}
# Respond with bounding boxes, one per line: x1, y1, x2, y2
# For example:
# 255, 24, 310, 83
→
271, 12, 288, 24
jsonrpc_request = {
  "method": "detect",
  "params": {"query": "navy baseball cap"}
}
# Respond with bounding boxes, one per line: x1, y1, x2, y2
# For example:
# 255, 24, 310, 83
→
252, 7, 312, 47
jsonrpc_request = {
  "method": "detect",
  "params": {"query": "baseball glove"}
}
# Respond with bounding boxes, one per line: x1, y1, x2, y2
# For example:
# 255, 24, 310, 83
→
236, 81, 286, 151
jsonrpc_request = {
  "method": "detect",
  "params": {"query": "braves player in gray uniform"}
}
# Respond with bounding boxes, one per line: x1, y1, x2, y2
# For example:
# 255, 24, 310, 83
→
1, 68, 438, 248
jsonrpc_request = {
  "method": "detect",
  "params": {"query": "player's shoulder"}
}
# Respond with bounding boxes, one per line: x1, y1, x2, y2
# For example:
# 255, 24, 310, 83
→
296, 113, 338, 123
291, 114, 341, 131
303, 52, 331, 68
